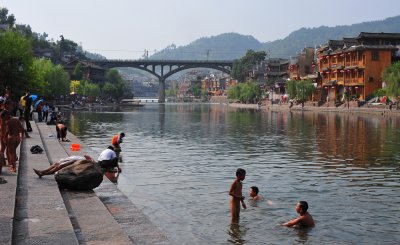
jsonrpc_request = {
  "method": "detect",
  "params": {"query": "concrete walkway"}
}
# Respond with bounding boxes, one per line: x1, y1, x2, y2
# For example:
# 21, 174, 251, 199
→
0, 118, 168, 244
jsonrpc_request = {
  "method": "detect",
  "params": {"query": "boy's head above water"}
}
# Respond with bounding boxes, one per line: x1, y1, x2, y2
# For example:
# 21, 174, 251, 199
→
236, 168, 246, 180
296, 201, 309, 214
249, 186, 259, 197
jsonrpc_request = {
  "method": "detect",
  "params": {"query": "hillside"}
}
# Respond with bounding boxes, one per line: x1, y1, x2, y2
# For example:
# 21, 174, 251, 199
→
264, 15, 400, 57
150, 33, 263, 60
150, 15, 400, 60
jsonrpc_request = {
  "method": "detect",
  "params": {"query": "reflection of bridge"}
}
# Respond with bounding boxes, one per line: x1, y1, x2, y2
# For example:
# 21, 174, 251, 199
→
92, 59, 233, 102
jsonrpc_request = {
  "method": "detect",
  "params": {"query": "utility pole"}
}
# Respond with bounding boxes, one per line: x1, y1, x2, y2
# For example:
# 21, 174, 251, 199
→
143, 49, 149, 59
206, 49, 210, 61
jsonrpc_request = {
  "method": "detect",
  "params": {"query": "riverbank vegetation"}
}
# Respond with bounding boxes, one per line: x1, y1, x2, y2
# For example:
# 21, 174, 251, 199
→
228, 81, 261, 103
231, 50, 266, 82
0, 7, 125, 101
286, 79, 315, 102
382, 61, 400, 98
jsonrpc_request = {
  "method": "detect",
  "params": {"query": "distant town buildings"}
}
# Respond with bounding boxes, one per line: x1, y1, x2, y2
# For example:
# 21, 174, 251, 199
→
201, 73, 236, 96
243, 32, 400, 104
248, 58, 290, 84
316, 32, 400, 102
288, 47, 316, 80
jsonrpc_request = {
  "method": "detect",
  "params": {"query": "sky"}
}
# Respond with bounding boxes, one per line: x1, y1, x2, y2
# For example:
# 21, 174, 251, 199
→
1, 0, 400, 59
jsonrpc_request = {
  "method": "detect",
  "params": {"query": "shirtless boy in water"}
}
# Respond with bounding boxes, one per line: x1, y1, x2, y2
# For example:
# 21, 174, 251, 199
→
229, 168, 247, 223
282, 201, 315, 228
249, 186, 263, 201
5, 115, 25, 172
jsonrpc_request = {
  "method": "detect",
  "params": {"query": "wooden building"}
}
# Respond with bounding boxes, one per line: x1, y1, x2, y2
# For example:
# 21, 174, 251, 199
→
63, 59, 106, 84
317, 32, 400, 102
288, 47, 316, 80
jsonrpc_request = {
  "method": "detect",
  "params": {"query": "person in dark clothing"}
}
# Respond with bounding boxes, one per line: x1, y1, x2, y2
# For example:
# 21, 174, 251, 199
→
23, 92, 32, 132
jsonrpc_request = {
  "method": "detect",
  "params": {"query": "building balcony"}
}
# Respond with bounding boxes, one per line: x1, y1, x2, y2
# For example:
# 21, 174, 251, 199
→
344, 78, 364, 85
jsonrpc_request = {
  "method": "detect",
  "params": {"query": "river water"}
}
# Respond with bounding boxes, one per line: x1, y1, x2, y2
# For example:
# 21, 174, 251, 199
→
66, 104, 400, 245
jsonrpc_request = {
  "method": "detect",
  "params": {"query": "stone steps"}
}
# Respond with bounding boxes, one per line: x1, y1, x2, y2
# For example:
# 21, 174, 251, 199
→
0, 136, 20, 244
52, 124, 169, 244
12, 120, 78, 244
36, 122, 133, 245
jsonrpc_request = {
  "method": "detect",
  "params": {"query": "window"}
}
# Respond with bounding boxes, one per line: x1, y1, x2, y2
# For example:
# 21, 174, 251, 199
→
358, 52, 363, 61
371, 51, 379, 61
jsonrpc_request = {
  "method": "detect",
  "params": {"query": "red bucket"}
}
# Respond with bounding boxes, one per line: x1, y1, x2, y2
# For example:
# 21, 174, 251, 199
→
71, 143, 80, 151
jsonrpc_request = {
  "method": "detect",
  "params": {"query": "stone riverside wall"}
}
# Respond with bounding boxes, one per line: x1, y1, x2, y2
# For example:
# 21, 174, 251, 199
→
209, 95, 229, 104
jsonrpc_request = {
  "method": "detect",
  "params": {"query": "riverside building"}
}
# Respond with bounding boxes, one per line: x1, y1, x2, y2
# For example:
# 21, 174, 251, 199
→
317, 32, 400, 104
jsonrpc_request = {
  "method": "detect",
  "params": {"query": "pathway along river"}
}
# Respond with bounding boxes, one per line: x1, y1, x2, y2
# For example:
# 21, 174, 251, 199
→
66, 104, 400, 245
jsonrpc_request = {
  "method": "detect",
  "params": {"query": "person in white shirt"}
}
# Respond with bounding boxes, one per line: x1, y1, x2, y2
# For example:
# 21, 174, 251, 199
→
98, 146, 121, 172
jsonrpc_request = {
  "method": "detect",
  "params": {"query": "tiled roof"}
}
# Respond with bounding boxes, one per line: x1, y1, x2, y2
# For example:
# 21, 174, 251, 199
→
357, 32, 400, 39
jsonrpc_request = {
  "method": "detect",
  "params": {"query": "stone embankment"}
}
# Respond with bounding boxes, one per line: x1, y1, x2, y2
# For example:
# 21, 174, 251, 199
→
0, 117, 168, 244
229, 101, 400, 117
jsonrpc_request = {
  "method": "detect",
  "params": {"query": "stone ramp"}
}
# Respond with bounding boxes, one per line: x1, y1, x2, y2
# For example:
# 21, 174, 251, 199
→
12, 120, 78, 245
36, 122, 133, 245
0, 141, 20, 244
55, 126, 169, 244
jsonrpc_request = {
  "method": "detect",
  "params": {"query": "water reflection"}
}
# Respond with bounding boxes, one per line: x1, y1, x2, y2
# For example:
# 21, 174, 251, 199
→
65, 105, 400, 245
227, 223, 247, 245
294, 227, 311, 244
104, 171, 119, 184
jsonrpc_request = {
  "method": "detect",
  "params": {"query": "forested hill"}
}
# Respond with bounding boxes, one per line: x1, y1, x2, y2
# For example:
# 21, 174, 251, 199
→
264, 15, 400, 57
150, 15, 400, 60
150, 33, 263, 60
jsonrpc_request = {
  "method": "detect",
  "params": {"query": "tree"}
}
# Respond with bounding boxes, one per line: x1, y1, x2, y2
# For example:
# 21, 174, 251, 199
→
102, 82, 116, 98
231, 49, 266, 82
0, 7, 16, 27
71, 63, 83, 80
228, 83, 241, 100
382, 61, 400, 98
192, 84, 201, 98
166, 89, 177, 97
29, 58, 70, 97
85, 82, 100, 97
104, 69, 126, 100
47, 64, 69, 96
286, 80, 297, 99
228, 81, 261, 103
286, 79, 315, 102
70, 80, 81, 94
0, 30, 33, 94
31, 58, 53, 95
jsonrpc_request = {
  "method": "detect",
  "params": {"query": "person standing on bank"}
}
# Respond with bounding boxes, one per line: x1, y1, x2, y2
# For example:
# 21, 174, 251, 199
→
4, 112, 25, 173
23, 91, 32, 132
42, 103, 48, 122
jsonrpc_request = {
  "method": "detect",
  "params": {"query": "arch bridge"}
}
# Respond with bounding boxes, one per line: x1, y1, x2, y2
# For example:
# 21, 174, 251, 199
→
92, 59, 234, 102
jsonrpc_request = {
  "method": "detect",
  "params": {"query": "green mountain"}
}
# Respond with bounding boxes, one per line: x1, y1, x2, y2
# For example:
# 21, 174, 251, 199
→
150, 15, 400, 60
150, 33, 263, 60
264, 15, 400, 57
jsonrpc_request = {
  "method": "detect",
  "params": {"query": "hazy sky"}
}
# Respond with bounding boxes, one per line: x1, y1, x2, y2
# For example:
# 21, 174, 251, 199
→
2, 0, 400, 59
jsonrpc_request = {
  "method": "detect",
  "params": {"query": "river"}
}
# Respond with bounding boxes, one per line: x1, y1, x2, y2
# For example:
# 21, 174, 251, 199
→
66, 104, 400, 245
